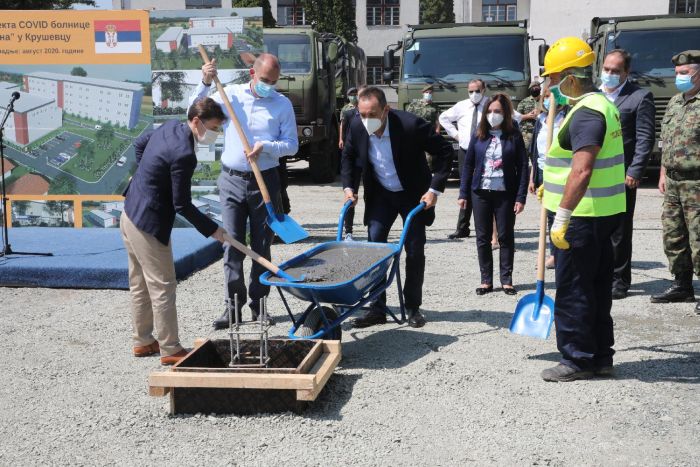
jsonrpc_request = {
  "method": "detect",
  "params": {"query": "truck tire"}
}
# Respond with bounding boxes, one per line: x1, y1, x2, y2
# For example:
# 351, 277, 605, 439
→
298, 306, 342, 341
309, 125, 339, 183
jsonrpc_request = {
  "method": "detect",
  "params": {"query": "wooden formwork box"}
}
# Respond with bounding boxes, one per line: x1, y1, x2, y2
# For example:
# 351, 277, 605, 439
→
148, 339, 341, 415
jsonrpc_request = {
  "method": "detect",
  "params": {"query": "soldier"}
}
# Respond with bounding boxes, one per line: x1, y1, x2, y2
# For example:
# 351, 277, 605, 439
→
651, 50, 700, 315
516, 80, 541, 153
406, 84, 439, 129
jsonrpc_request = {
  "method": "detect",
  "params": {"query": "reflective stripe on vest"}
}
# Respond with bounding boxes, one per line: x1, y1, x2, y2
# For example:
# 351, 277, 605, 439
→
543, 93, 626, 217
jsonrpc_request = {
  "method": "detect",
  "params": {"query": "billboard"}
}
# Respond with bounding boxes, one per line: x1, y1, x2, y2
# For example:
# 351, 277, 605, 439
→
0, 10, 151, 196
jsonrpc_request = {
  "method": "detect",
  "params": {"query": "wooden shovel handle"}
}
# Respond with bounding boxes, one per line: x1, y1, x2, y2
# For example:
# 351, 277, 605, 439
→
198, 45, 272, 204
536, 93, 557, 282
222, 232, 283, 276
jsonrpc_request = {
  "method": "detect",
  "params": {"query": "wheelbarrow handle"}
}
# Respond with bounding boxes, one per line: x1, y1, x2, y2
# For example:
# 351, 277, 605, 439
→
398, 202, 426, 251
336, 200, 354, 241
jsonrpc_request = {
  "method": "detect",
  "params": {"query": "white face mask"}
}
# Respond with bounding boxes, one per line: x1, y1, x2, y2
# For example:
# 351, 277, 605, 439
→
196, 121, 219, 145
362, 117, 383, 135
487, 112, 504, 128
469, 92, 483, 104
423, 93, 433, 102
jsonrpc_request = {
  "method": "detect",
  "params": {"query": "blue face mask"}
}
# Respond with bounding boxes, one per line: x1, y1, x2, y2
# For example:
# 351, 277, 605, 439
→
254, 80, 274, 98
543, 98, 550, 111
600, 71, 621, 89
675, 71, 697, 92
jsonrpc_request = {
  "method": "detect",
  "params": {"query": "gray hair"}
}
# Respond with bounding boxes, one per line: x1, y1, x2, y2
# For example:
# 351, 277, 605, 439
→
468, 78, 486, 90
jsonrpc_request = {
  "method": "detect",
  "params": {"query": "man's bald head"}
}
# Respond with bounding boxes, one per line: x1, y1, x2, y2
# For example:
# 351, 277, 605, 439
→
253, 53, 281, 74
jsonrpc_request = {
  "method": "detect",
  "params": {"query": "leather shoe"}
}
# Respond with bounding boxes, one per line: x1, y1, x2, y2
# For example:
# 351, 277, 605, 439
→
447, 230, 469, 239
594, 365, 614, 377
503, 286, 517, 296
611, 288, 627, 300
352, 310, 386, 328
695, 301, 700, 315
133, 341, 159, 357
475, 285, 493, 295
213, 307, 243, 330
541, 363, 594, 382
650, 280, 695, 303
160, 348, 190, 366
406, 307, 426, 328
251, 310, 276, 325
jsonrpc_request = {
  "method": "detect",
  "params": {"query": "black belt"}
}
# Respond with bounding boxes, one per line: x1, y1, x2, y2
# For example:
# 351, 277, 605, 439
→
665, 168, 700, 181
221, 164, 275, 180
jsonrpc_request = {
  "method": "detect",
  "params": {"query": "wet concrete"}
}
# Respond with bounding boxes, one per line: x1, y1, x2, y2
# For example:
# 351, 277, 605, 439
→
271, 245, 394, 284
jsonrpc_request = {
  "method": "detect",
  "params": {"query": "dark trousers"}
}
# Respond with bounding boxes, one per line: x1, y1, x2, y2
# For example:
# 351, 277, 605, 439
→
344, 206, 356, 235
456, 148, 472, 234
471, 189, 516, 285
367, 186, 427, 311
554, 214, 621, 371
611, 185, 637, 292
277, 159, 291, 214
218, 168, 281, 312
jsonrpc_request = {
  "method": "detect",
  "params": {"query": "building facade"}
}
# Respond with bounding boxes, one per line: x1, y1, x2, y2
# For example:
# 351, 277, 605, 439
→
155, 26, 185, 52
186, 27, 235, 49
25, 72, 144, 129
0, 89, 61, 146
189, 16, 244, 32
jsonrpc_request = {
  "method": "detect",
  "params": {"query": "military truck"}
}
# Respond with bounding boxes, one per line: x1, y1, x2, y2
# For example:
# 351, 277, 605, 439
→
588, 14, 700, 171
263, 28, 366, 183
383, 21, 533, 163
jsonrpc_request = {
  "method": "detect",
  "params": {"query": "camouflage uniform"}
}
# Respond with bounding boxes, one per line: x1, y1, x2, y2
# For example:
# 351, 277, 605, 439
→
405, 99, 438, 127
660, 91, 700, 278
517, 95, 538, 152
340, 102, 356, 116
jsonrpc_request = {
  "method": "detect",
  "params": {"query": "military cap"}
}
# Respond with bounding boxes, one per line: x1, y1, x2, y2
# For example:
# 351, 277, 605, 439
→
347, 87, 358, 96
421, 84, 434, 93
528, 80, 542, 89
672, 50, 700, 66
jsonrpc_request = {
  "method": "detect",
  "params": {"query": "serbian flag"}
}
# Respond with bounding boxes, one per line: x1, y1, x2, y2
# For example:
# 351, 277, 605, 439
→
94, 20, 142, 54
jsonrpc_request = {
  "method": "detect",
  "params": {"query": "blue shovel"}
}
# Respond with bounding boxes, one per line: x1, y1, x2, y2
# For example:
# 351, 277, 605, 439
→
199, 46, 309, 244
510, 93, 557, 339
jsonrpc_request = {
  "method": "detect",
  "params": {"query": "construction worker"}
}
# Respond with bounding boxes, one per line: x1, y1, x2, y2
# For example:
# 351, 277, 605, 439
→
538, 37, 626, 382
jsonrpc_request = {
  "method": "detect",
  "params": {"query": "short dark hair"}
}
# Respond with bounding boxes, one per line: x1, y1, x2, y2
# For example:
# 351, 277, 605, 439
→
607, 49, 632, 72
187, 97, 227, 122
468, 78, 486, 90
358, 85, 387, 108
475, 93, 516, 140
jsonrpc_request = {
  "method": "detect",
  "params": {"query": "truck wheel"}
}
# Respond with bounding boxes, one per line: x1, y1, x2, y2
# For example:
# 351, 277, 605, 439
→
298, 306, 342, 341
309, 126, 339, 183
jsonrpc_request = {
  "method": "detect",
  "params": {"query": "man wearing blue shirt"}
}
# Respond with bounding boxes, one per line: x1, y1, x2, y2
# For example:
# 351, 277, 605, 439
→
189, 53, 299, 328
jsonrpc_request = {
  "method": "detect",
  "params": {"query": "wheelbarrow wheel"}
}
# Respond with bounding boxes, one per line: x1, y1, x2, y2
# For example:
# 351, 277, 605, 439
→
298, 306, 342, 341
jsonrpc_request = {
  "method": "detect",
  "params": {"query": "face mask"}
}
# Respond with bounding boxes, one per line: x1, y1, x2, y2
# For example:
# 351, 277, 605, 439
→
423, 93, 433, 102
529, 87, 541, 98
349, 96, 358, 104
600, 72, 621, 89
543, 98, 550, 111
469, 92, 482, 104
362, 117, 383, 135
675, 71, 697, 92
549, 81, 570, 105
196, 121, 219, 145
487, 112, 504, 127
254, 80, 274, 98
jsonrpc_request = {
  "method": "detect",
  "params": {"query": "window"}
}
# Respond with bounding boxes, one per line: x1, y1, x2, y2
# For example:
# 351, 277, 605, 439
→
669, 0, 698, 13
277, 0, 307, 26
482, 0, 517, 22
366, 56, 399, 85
185, 0, 221, 8
367, 0, 400, 27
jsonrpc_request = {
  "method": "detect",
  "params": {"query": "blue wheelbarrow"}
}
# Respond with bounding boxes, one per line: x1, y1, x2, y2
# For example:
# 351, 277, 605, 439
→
260, 201, 425, 341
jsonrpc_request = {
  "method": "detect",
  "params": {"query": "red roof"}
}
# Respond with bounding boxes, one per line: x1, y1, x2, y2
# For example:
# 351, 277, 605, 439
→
2, 160, 16, 172
7, 173, 49, 195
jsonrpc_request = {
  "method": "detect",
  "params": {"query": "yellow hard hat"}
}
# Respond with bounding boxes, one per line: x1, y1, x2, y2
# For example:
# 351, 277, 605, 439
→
541, 37, 595, 76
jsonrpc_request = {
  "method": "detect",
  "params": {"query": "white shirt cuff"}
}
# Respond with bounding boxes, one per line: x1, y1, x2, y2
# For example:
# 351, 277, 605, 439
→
429, 188, 441, 196
344, 187, 354, 194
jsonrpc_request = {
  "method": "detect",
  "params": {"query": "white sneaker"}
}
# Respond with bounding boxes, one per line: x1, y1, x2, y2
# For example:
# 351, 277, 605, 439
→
344, 233, 354, 242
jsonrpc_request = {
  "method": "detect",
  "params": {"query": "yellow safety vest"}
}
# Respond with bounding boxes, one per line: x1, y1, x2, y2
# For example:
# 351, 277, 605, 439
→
543, 93, 626, 217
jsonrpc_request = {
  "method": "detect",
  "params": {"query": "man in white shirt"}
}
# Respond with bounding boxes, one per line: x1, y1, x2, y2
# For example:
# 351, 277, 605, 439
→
189, 53, 299, 328
342, 86, 453, 328
439, 79, 487, 239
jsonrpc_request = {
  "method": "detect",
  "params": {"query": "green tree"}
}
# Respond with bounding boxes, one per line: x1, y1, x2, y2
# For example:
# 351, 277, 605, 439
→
48, 175, 77, 195
0, 0, 94, 8
301, 0, 357, 42
45, 201, 71, 225
70, 66, 87, 77
420, 0, 455, 24
233, 0, 276, 28
152, 72, 186, 105
13, 200, 30, 216
77, 140, 95, 171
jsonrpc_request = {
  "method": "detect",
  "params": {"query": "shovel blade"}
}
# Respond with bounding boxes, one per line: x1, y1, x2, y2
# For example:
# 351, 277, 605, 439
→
267, 210, 309, 244
510, 291, 555, 340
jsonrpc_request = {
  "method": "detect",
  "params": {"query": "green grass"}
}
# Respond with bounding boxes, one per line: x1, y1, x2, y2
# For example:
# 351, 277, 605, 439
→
63, 113, 151, 138
141, 96, 153, 116
60, 128, 130, 182
4, 166, 30, 187
191, 160, 222, 181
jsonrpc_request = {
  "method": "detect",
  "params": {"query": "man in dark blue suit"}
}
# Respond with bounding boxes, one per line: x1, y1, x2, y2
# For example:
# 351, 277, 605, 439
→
341, 86, 453, 328
121, 98, 227, 366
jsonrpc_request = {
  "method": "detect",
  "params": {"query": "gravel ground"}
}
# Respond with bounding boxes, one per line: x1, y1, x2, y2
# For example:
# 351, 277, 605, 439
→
1, 171, 698, 466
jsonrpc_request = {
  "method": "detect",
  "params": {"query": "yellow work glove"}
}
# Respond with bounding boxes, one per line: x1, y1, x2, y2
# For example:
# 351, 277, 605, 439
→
536, 184, 544, 202
550, 207, 572, 250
